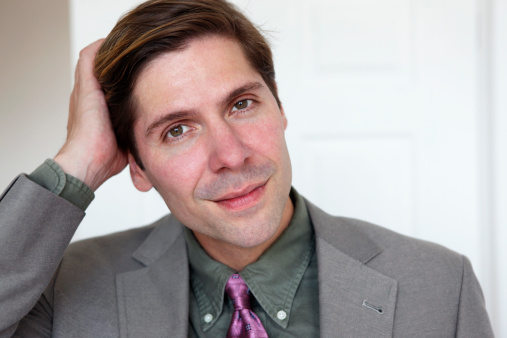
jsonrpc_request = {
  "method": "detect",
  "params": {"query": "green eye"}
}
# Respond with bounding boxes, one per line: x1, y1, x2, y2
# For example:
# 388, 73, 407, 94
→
168, 125, 187, 138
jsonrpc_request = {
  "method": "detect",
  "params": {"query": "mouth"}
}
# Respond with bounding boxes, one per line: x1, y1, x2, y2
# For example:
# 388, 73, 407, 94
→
213, 181, 268, 211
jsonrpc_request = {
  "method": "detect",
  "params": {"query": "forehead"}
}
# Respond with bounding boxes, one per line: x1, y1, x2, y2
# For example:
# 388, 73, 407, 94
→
132, 35, 263, 119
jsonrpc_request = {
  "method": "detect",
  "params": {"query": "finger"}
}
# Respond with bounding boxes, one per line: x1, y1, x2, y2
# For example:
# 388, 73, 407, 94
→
74, 39, 104, 83
79, 39, 104, 61
77, 39, 105, 86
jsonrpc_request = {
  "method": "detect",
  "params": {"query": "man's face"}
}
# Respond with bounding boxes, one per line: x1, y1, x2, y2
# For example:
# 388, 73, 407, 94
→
130, 35, 292, 249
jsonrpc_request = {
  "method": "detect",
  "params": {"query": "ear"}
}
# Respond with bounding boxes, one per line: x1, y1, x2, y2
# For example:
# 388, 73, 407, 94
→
280, 104, 288, 130
128, 153, 153, 192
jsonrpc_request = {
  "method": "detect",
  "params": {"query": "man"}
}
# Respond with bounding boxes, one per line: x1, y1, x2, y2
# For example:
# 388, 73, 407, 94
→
0, 0, 494, 337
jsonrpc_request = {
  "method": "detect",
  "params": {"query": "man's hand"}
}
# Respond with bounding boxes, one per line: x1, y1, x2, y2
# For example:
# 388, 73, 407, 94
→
54, 40, 128, 192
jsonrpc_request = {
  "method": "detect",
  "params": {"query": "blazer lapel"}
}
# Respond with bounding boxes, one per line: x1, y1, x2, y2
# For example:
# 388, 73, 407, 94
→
116, 216, 189, 338
306, 201, 397, 337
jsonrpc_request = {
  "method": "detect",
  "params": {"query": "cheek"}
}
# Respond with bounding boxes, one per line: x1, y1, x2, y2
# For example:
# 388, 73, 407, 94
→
242, 115, 287, 159
146, 143, 208, 200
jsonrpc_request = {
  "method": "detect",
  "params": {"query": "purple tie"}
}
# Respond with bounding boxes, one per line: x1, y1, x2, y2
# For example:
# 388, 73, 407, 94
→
225, 274, 269, 338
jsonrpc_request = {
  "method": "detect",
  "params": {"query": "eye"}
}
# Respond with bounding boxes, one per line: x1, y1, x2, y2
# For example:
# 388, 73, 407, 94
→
231, 99, 252, 112
166, 124, 190, 138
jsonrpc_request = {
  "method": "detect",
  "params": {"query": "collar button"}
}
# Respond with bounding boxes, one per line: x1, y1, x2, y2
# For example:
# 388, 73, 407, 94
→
203, 313, 213, 323
277, 310, 287, 320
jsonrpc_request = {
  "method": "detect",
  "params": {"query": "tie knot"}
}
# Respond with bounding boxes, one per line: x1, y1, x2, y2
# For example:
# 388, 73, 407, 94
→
225, 274, 251, 310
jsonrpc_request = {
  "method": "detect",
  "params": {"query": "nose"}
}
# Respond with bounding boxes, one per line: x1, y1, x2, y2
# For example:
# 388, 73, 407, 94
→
208, 121, 250, 172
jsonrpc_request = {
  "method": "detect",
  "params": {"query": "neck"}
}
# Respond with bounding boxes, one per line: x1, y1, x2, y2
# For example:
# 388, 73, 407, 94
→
193, 197, 294, 271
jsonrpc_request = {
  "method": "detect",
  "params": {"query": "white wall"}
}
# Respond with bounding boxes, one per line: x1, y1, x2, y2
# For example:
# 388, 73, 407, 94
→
492, 0, 507, 333
1, 0, 504, 335
0, 0, 71, 190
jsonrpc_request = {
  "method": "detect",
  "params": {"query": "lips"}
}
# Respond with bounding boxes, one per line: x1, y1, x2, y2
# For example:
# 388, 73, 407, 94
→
214, 181, 265, 201
213, 181, 267, 211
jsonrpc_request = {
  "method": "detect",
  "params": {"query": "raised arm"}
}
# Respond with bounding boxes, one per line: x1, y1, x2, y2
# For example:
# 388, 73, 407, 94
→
54, 39, 127, 192
0, 40, 126, 337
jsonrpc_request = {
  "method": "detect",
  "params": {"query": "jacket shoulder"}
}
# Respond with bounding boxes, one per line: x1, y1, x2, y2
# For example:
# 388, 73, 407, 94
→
343, 216, 462, 263
307, 198, 461, 262
306, 199, 465, 284
62, 214, 176, 275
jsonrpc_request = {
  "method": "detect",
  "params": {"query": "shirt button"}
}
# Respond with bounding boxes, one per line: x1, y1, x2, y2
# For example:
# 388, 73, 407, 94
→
204, 313, 213, 323
277, 310, 287, 320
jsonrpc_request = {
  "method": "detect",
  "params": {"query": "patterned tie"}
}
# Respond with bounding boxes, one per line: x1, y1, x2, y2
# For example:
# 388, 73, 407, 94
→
225, 274, 269, 338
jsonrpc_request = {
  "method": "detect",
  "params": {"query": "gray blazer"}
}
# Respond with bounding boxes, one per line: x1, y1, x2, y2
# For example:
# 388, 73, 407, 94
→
0, 175, 494, 337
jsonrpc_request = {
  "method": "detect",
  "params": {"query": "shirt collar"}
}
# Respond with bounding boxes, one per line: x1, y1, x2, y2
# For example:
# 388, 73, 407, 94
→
185, 188, 315, 331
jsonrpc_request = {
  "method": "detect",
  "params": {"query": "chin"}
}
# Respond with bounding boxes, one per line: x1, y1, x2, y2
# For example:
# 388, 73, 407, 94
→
227, 233, 273, 249
223, 216, 283, 248
225, 188, 291, 248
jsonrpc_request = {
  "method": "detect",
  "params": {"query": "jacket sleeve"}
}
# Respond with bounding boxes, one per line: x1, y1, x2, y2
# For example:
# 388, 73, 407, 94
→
0, 175, 84, 337
455, 256, 495, 337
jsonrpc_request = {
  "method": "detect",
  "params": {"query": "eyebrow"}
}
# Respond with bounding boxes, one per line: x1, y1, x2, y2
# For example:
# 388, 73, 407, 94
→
145, 111, 197, 138
219, 81, 264, 108
144, 81, 265, 138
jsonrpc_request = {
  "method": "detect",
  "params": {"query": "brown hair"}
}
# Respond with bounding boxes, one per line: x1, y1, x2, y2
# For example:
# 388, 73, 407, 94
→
94, 0, 280, 169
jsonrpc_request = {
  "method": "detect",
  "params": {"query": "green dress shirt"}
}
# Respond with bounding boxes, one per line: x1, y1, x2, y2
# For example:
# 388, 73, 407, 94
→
28, 160, 320, 336
185, 189, 320, 337
28, 159, 94, 210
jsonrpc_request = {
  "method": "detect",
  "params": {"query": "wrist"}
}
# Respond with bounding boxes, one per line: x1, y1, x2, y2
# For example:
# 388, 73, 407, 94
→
54, 140, 127, 192
54, 150, 103, 192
